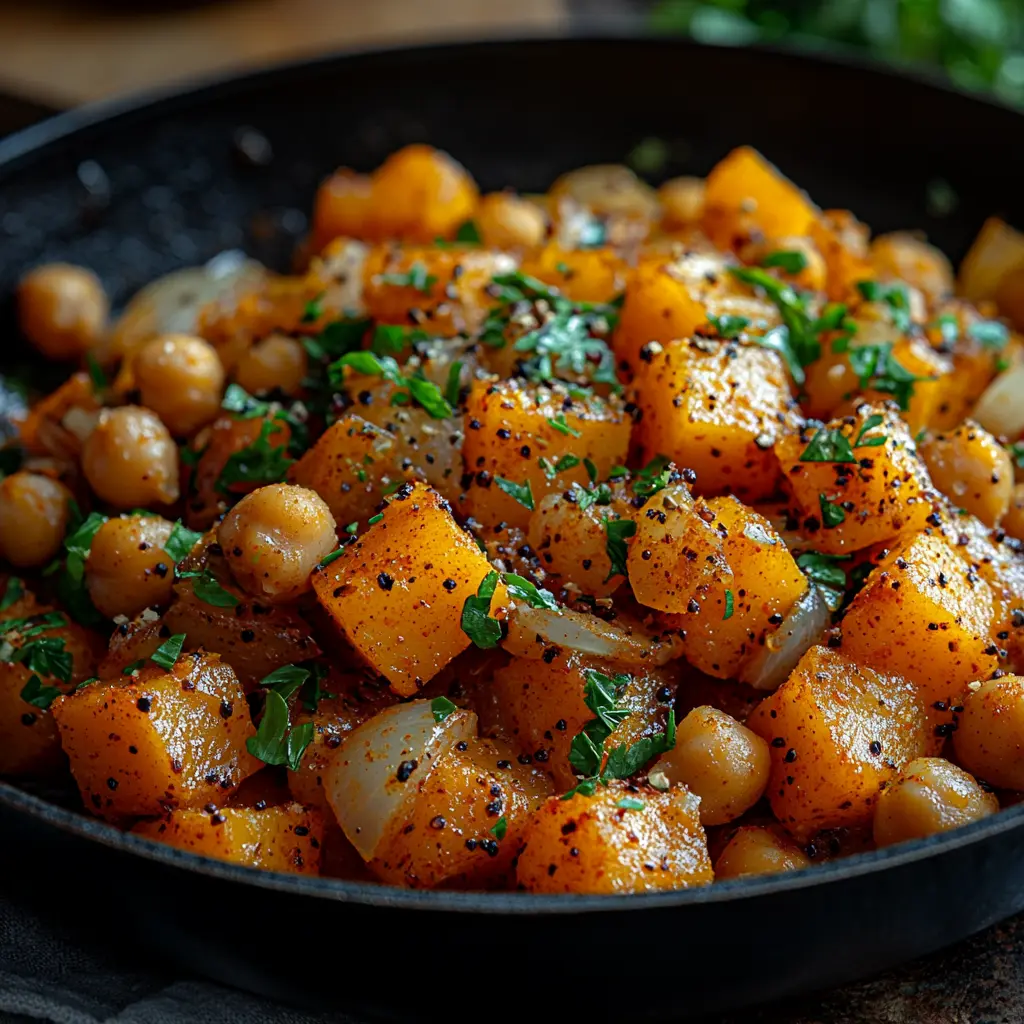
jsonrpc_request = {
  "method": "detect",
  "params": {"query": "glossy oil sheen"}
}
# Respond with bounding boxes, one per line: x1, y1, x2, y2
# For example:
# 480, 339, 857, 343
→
3, 36, 1024, 1021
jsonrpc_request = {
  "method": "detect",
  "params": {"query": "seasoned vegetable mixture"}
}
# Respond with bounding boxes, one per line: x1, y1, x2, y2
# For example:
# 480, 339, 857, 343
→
4, 144, 1024, 892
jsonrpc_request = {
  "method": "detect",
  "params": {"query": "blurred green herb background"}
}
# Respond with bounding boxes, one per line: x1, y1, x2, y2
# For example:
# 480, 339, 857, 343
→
649, 0, 1024, 105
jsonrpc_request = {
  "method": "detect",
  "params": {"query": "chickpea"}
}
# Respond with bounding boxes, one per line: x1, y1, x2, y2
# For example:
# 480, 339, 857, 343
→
953, 676, 1024, 790
919, 421, 1013, 526
476, 192, 547, 250
871, 232, 954, 306
81, 406, 180, 509
653, 706, 770, 825
658, 176, 705, 229
714, 826, 811, 880
549, 164, 659, 222
1003, 483, 1024, 540
0, 472, 72, 568
85, 515, 178, 619
17, 263, 108, 361
311, 168, 374, 250
233, 334, 307, 397
217, 483, 337, 603
133, 334, 225, 437
872, 757, 997, 848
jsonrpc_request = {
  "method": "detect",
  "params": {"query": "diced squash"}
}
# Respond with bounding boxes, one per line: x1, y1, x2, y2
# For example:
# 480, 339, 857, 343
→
776, 404, 937, 554
516, 783, 713, 894
475, 191, 547, 251
370, 736, 551, 889
634, 338, 797, 501
489, 651, 675, 789
657, 496, 809, 679
714, 824, 811, 879
133, 803, 323, 875
0, 596, 104, 776
871, 232, 954, 307
808, 210, 873, 302
362, 245, 514, 337
519, 244, 626, 304
461, 379, 631, 531
310, 169, 374, 250
614, 250, 779, 370
658, 177, 705, 230
701, 146, 816, 249
748, 645, 929, 840
841, 533, 998, 715
311, 483, 500, 696
52, 652, 259, 820
958, 216, 1024, 305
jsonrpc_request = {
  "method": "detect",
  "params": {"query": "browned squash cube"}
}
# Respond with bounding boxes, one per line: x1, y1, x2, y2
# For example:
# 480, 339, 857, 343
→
748, 645, 929, 840
133, 802, 323, 875
840, 533, 999, 714
635, 338, 797, 502
775, 404, 937, 554
312, 483, 501, 696
52, 652, 259, 820
516, 783, 713, 894
461, 379, 631, 531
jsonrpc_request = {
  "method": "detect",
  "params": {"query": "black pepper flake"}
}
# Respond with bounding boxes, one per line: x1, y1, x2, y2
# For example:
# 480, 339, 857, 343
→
430, 815, 446, 830
395, 759, 417, 782
455, 741, 468, 752
869, 740, 882, 756
533, 748, 549, 762
377, 572, 395, 592
442, 578, 457, 591
465, 838, 478, 851
771, 737, 786, 748
219, 700, 234, 719
294, 825, 310, 837
106, 777, 119, 791
136, 697, 152, 712
496, 760, 511, 770
783, 748, 797, 763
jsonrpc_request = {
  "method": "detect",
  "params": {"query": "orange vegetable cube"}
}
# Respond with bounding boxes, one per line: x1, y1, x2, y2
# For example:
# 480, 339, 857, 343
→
133, 803, 323, 875
311, 483, 501, 696
776, 404, 937, 554
461, 379, 631, 531
840, 533, 998, 713
310, 168, 374, 251
748, 645, 929, 840
519, 243, 626, 303
52, 652, 259, 820
634, 338, 797, 501
516, 783, 713, 894
808, 210, 873, 302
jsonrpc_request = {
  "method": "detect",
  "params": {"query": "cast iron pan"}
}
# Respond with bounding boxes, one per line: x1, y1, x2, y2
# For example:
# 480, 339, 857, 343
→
2, 36, 1024, 1022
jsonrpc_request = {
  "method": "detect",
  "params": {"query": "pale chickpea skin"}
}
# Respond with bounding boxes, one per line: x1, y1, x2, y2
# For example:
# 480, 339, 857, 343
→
714, 826, 811, 880
85, 515, 178, 619
1003, 483, 1024, 541
81, 406, 180, 509
872, 757, 997, 848
476, 192, 547, 250
653, 706, 770, 825
953, 676, 1024, 790
0, 472, 72, 568
217, 483, 337, 603
919, 421, 1013, 526
133, 334, 225, 437
17, 263, 109, 361
233, 334, 308, 397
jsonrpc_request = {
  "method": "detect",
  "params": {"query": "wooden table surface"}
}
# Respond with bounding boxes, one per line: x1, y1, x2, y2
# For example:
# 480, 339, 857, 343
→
0, 0, 566, 108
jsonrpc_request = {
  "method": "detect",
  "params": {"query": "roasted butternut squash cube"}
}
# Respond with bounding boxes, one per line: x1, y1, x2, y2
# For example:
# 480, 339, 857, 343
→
133, 803, 323, 875
667, 496, 808, 680
311, 483, 500, 696
776, 404, 937, 554
362, 245, 514, 337
613, 250, 779, 370
461, 379, 631, 531
0, 595, 104, 776
701, 146, 816, 249
519, 243, 626, 304
516, 783, 713, 894
310, 168, 374, 251
490, 651, 675, 789
808, 210, 873, 302
748, 645, 929, 840
840, 533, 998, 714
871, 232, 954, 307
52, 652, 259, 820
634, 338, 797, 501
370, 736, 552, 889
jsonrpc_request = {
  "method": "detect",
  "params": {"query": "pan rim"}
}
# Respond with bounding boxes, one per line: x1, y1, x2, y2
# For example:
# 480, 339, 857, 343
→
3, 31, 1024, 915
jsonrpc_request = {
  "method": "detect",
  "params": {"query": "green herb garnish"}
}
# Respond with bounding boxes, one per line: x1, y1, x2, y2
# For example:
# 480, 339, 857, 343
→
723, 589, 735, 619
547, 414, 581, 437
796, 551, 850, 611
495, 476, 535, 511
604, 518, 636, 581
217, 420, 293, 494
151, 633, 186, 671
819, 494, 846, 528
246, 690, 314, 771
176, 569, 240, 608
431, 696, 458, 723
706, 313, 750, 340
380, 262, 437, 294
0, 577, 24, 613
761, 250, 808, 274
461, 571, 504, 649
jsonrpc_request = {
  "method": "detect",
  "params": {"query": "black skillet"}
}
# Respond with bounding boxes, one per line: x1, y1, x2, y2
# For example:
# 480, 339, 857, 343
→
1, 36, 1024, 1022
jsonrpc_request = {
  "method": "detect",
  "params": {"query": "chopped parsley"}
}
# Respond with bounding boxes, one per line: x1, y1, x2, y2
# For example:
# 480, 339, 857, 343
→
371, 324, 433, 355
706, 313, 750, 340
615, 797, 646, 811
819, 494, 846, 528
303, 317, 371, 362
455, 220, 482, 243
540, 454, 582, 480
584, 458, 599, 483
431, 696, 458, 723
798, 418, 886, 464
632, 455, 674, 500
163, 522, 203, 564
0, 577, 24, 613
856, 280, 912, 333
490, 815, 508, 840
2, 611, 72, 710
216, 419, 293, 494
563, 668, 676, 799
968, 319, 1009, 349
20, 674, 64, 710
328, 351, 454, 420
495, 476, 535, 511
461, 571, 504, 649
1010, 441, 1024, 469
380, 262, 437, 294
176, 569, 240, 608
796, 551, 850, 611
848, 343, 931, 411
45, 506, 107, 628
259, 662, 332, 713
760, 250, 808, 275
604, 518, 636, 581
318, 548, 345, 569
85, 353, 108, 393
368, 513, 384, 526
547, 414, 581, 437
246, 689, 314, 772
854, 413, 887, 447
445, 361, 464, 408
723, 590, 735, 619
151, 633, 186, 671
301, 293, 325, 323
503, 574, 558, 611
577, 482, 613, 512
